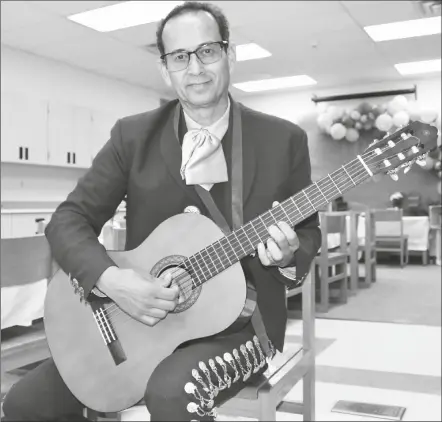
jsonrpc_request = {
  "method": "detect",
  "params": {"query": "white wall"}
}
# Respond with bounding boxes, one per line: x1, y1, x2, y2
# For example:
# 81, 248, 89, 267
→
1, 46, 161, 203
237, 76, 441, 124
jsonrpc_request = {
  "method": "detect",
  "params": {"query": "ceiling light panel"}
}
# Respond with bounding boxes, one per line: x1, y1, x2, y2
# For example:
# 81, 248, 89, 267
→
68, 1, 183, 32
364, 16, 441, 42
395, 58, 441, 75
235, 43, 272, 61
233, 75, 317, 93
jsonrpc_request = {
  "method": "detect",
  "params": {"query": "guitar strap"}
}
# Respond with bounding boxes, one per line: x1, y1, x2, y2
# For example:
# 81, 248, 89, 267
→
173, 99, 274, 358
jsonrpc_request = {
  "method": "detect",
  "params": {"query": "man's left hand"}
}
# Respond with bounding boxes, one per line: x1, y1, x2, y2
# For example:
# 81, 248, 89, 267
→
257, 201, 300, 268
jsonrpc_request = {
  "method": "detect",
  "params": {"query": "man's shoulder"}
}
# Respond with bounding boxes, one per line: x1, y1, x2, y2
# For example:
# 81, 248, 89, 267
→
119, 99, 178, 128
239, 103, 306, 141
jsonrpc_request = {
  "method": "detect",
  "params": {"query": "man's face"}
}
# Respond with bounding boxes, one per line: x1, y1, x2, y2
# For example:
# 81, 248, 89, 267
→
159, 11, 235, 107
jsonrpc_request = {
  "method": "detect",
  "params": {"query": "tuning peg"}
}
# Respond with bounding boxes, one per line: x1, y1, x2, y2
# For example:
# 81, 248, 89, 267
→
387, 169, 399, 181
403, 161, 414, 174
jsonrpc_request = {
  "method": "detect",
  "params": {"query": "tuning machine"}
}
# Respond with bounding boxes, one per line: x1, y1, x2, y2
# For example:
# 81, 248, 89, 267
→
416, 153, 428, 167
387, 168, 400, 181
401, 160, 415, 174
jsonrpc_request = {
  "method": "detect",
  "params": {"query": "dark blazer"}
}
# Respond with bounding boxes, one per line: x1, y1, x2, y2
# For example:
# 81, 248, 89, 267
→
45, 98, 321, 351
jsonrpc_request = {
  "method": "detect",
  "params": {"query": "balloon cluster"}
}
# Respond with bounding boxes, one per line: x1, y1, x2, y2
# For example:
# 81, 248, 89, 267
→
316, 95, 441, 145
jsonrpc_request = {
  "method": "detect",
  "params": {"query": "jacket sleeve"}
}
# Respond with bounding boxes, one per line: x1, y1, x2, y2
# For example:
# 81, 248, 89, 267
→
269, 128, 322, 288
45, 119, 128, 299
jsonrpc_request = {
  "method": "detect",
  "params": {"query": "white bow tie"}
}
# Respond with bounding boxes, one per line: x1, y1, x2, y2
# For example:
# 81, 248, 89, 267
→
180, 128, 228, 191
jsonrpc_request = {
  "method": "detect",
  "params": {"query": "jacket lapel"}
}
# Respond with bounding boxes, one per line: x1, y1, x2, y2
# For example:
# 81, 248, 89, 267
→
236, 102, 256, 206
160, 103, 200, 204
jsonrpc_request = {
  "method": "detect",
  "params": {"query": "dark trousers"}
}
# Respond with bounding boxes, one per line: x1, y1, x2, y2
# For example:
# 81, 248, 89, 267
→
3, 323, 269, 421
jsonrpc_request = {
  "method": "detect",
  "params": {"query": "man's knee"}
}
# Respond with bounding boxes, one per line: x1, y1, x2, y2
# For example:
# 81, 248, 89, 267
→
3, 382, 29, 420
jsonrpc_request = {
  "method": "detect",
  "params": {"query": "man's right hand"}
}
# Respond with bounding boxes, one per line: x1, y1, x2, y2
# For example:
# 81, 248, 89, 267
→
96, 266, 180, 327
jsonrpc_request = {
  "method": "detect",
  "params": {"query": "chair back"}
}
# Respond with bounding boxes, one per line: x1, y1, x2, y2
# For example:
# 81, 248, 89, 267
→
1, 236, 54, 288
319, 211, 348, 252
373, 209, 403, 237
429, 205, 442, 228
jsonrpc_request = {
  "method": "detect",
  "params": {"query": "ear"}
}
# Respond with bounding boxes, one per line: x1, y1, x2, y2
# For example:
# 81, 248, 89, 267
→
227, 42, 236, 76
157, 58, 172, 88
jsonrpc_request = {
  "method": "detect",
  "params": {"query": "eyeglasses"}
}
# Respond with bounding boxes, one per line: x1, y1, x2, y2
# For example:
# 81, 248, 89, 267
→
161, 41, 229, 72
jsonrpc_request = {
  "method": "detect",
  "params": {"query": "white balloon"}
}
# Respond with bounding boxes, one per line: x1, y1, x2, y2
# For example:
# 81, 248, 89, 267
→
317, 103, 328, 114
375, 113, 393, 132
406, 101, 421, 121
420, 109, 438, 124
392, 111, 410, 127
345, 128, 359, 142
330, 123, 347, 140
317, 113, 334, 131
393, 95, 408, 109
387, 99, 405, 115
350, 110, 361, 120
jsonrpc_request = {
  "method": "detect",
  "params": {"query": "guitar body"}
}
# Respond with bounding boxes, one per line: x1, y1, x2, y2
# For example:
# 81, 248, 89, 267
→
44, 213, 255, 412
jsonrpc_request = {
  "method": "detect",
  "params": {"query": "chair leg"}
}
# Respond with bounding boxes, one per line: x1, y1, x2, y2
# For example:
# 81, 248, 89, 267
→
258, 390, 277, 420
339, 263, 348, 304
423, 250, 428, 266
303, 363, 315, 421
319, 264, 329, 313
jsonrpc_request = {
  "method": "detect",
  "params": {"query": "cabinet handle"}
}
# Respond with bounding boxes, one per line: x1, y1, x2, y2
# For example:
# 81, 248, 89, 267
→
25, 147, 29, 160
73, 152, 76, 164
67, 152, 71, 164
19, 146, 23, 160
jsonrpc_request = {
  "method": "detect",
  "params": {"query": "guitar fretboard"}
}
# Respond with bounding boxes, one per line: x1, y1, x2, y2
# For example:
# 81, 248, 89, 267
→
184, 155, 372, 288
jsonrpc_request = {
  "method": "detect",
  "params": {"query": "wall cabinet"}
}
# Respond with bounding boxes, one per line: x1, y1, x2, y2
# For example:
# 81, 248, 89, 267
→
1, 212, 53, 239
1, 91, 119, 169
1, 91, 48, 165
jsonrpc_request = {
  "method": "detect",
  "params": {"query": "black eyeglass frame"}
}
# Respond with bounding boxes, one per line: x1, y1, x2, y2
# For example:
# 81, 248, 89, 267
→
160, 40, 229, 71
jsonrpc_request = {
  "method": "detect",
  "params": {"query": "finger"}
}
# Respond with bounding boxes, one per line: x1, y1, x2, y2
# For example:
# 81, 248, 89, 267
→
272, 201, 280, 208
145, 307, 168, 319
268, 224, 290, 252
266, 238, 284, 263
257, 242, 272, 266
140, 315, 161, 327
160, 271, 173, 287
277, 221, 299, 249
154, 298, 178, 312
157, 284, 180, 301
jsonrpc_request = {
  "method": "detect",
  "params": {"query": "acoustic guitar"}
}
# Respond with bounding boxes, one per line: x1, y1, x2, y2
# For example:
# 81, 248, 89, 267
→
44, 121, 438, 412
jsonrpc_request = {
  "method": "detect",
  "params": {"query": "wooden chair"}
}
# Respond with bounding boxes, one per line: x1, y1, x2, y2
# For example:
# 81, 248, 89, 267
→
1, 236, 54, 376
429, 205, 441, 265
373, 209, 409, 267
351, 209, 377, 288
315, 212, 348, 313
87, 264, 316, 421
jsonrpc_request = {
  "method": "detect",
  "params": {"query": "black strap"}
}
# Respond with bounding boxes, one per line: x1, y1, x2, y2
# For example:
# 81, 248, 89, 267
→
173, 99, 273, 358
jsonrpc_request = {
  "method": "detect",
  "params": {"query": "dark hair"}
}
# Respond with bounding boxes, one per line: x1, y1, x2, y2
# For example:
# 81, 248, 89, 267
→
156, 1, 230, 56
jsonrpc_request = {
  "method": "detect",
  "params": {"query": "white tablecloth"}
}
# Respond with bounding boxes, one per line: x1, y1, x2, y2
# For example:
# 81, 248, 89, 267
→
1, 279, 47, 329
375, 216, 430, 251
326, 215, 365, 250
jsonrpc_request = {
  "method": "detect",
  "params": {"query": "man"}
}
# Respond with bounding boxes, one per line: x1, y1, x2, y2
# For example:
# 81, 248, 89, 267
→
3, 2, 321, 421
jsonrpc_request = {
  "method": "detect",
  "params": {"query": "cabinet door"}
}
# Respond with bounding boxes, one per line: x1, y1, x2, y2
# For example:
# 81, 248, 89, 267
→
10, 214, 40, 238
1, 92, 48, 165
91, 111, 119, 161
72, 106, 93, 169
47, 101, 74, 167
1, 214, 13, 238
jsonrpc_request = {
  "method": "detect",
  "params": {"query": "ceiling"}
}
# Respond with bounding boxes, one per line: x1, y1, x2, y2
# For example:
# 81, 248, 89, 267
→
1, 1, 441, 99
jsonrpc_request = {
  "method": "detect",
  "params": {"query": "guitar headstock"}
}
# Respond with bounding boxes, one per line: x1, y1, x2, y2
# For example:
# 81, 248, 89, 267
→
364, 121, 439, 180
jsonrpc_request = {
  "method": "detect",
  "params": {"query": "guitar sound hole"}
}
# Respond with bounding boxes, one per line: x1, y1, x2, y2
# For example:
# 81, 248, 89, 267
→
151, 255, 202, 313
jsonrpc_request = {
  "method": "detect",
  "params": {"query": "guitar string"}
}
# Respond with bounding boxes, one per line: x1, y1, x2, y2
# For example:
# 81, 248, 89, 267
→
98, 147, 390, 322
99, 156, 382, 324
98, 165, 375, 334
100, 142, 416, 325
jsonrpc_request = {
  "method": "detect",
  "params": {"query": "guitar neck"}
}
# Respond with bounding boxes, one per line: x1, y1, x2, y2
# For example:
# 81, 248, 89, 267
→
185, 155, 372, 286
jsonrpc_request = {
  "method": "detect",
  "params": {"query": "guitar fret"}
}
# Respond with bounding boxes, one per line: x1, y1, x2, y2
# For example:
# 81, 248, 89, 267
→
290, 197, 304, 218
315, 182, 328, 203
239, 227, 255, 250
342, 165, 356, 186
190, 255, 205, 285
205, 246, 218, 274
302, 190, 316, 211
328, 174, 342, 194
187, 257, 202, 286
232, 231, 246, 255
219, 238, 233, 265
225, 236, 239, 260
196, 252, 210, 280
249, 221, 263, 245
279, 204, 291, 224
210, 244, 225, 271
